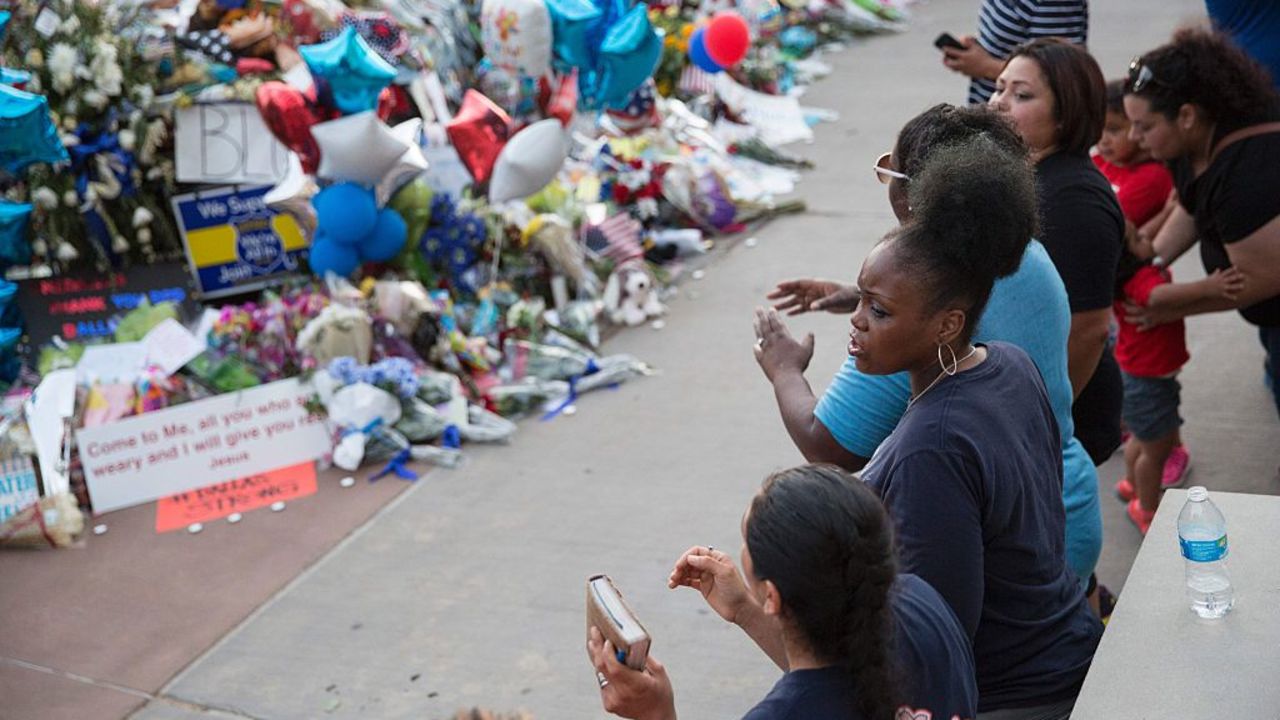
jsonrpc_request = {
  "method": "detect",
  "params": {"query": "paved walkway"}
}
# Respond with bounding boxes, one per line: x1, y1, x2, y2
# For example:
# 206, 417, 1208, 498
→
9, 0, 1277, 718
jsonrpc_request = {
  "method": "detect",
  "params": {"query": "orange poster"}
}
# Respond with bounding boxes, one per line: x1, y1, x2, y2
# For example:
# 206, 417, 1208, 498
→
155, 462, 318, 533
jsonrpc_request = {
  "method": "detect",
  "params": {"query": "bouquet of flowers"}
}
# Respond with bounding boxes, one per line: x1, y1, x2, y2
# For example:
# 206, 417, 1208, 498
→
1, 0, 179, 268
205, 287, 330, 383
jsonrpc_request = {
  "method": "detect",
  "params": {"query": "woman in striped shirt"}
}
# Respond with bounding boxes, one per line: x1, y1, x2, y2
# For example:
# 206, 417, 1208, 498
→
941, 0, 1089, 105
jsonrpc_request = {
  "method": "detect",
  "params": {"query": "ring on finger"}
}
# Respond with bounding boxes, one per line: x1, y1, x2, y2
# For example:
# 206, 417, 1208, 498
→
597, 671, 609, 688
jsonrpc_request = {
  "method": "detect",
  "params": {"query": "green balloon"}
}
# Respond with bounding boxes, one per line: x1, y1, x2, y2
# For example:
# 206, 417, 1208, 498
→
390, 179, 433, 247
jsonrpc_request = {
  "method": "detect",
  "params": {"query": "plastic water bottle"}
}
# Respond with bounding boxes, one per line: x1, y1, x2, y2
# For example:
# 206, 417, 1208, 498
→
1176, 487, 1234, 619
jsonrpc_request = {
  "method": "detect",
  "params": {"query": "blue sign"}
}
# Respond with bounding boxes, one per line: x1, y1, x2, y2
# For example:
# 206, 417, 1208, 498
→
171, 185, 308, 299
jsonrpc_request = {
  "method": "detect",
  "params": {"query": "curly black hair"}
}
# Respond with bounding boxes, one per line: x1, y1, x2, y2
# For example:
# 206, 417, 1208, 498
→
894, 103, 1029, 179
1105, 78, 1126, 115
1129, 27, 1279, 127
747, 465, 899, 720
890, 134, 1038, 340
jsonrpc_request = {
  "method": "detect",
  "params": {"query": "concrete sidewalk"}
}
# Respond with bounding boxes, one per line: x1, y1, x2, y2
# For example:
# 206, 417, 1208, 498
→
11, 0, 1277, 718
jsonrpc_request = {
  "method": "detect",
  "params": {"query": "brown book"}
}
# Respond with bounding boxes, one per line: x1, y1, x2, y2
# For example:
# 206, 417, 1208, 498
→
586, 574, 651, 670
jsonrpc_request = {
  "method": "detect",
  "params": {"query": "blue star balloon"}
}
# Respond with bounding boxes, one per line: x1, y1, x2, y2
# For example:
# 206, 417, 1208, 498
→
300, 25, 398, 115
599, 3, 662, 108
0, 200, 33, 268
0, 84, 68, 174
546, 0, 602, 69
0, 67, 31, 86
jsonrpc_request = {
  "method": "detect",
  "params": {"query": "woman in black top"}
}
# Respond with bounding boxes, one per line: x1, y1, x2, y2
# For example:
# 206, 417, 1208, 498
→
586, 465, 977, 720
1123, 28, 1280, 418
990, 39, 1126, 465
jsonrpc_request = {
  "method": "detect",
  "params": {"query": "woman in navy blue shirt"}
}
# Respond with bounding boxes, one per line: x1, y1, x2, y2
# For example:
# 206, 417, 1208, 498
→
586, 464, 977, 720
851, 137, 1101, 718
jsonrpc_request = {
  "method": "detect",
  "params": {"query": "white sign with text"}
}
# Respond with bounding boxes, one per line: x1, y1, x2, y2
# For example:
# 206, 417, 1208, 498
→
78, 378, 329, 514
175, 103, 291, 185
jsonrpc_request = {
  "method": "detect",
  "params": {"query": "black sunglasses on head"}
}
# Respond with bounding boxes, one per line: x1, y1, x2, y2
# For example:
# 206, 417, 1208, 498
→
1126, 57, 1166, 94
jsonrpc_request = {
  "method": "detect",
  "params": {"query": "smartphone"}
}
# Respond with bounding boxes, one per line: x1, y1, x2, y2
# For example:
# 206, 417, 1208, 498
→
934, 32, 965, 52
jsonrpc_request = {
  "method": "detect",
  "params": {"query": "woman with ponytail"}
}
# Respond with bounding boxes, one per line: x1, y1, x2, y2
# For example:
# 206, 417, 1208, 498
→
587, 464, 977, 720
853, 136, 1101, 719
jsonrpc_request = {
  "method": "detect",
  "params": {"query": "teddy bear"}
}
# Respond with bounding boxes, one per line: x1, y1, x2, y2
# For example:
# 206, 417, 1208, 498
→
602, 261, 666, 326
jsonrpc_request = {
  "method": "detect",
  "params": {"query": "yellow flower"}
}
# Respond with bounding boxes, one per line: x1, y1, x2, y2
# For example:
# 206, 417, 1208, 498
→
664, 5, 678, 18
680, 24, 694, 39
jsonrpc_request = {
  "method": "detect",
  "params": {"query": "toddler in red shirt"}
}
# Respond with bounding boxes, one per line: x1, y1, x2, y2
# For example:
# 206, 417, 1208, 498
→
1112, 239, 1242, 534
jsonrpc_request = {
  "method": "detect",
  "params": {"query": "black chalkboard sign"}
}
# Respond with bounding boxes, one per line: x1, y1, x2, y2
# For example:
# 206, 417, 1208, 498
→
15, 263, 200, 350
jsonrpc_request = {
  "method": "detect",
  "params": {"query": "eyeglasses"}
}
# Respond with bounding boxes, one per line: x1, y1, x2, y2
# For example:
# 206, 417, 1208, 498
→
1126, 57, 1166, 94
874, 152, 909, 184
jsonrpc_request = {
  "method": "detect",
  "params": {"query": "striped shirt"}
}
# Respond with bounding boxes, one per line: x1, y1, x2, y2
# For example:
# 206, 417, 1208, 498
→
969, 0, 1089, 105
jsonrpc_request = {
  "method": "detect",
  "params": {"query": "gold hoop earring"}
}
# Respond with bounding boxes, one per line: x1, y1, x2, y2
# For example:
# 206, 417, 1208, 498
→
938, 343, 959, 376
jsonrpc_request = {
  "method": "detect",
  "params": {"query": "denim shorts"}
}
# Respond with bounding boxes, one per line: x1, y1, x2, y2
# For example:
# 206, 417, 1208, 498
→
1121, 371, 1182, 441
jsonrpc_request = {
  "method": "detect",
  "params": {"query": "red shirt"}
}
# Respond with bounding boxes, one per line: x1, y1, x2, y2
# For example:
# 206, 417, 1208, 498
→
1092, 155, 1174, 227
1114, 265, 1189, 377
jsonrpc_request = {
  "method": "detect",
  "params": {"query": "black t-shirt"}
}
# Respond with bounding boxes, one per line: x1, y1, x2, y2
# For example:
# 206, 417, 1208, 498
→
1035, 151, 1126, 313
1172, 114, 1280, 327
860, 343, 1102, 712
741, 574, 978, 720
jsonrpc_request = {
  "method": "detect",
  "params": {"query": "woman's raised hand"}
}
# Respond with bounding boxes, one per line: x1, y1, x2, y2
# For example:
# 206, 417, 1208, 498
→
767, 279, 859, 315
668, 546, 755, 624
587, 626, 676, 720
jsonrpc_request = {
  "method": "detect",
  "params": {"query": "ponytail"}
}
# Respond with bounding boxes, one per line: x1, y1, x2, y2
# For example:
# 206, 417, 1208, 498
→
747, 465, 900, 720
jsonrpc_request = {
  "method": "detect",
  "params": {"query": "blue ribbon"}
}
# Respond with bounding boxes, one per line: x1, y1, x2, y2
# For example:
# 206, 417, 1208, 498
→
540, 358, 601, 421
369, 448, 418, 482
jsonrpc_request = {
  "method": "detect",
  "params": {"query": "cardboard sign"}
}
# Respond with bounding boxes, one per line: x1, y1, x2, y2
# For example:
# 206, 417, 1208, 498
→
0, 455, 39, 523
77, 378, 330, 514
154, 462, 317, 532
174, 103, 291, 185
15, 263, 198, 350
171, 185, 308, 299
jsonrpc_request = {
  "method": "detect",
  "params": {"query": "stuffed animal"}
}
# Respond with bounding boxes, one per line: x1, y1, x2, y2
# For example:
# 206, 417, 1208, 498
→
602, 262, 665, 326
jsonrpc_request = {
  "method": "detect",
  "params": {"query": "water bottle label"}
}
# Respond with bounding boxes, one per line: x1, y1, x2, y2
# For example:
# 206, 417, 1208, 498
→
1179, 535, 1228, 562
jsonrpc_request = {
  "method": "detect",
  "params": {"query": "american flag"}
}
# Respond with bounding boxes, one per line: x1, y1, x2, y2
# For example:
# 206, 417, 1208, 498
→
584, 213, 645, 264
679, 66, 716, 97
607, 80, 659, 134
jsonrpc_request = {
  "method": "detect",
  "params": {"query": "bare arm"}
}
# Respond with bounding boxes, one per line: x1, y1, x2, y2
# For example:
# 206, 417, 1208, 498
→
1152, 202, 1198, 266
769, 368, 870, 472
1067, 308, 1111, 399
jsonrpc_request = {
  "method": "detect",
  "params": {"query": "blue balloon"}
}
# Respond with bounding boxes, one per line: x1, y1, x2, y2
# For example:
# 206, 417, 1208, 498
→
313, 182, 377, 246
0, 327, 18, 354
0, 200, 32, 268
597, 3, 662, 108
308, 232, 362, 277
688, 28, 724, 74
0, 67, 30, 86
300, 26, 398, 115
0, 11, 9, 41
361, 209, 407, 262
546, 0, 603, 69
0, 84, 68, 174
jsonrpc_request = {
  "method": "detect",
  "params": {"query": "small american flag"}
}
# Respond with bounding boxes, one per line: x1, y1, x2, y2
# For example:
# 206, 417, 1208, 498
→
679, 66, 716, 97
585, 213, 645, 264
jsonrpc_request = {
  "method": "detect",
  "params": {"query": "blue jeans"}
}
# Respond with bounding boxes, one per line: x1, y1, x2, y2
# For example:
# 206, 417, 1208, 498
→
1262, 325, 1280, 419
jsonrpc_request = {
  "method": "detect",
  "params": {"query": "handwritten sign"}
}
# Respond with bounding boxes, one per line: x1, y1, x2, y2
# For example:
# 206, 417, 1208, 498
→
0, 455, 39, 523
15, 263, 197, 350
174, 103, 291, 185
171, 185, 307, 299
713, 74, 812, 146
77, 378, 330, 514
154, 462, 317, 533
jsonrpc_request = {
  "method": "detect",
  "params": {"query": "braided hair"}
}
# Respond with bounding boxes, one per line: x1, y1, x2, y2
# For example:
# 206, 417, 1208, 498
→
746, 465, 899, 720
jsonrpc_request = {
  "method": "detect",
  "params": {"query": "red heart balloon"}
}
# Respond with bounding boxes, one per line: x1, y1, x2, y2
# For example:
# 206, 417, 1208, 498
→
255, 81, 335, 174
446, 89, 514, 186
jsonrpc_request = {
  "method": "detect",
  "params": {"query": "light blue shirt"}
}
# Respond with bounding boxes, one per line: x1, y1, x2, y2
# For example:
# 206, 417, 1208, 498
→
816, 241, 1102, 580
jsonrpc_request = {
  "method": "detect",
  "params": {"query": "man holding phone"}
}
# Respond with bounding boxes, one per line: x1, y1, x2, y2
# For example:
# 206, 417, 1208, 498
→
939, 0, 1089, 104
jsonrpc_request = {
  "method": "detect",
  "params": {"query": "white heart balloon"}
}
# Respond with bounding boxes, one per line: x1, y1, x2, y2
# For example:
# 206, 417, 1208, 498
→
312, 112, 406, 187
488, 119, 568, 204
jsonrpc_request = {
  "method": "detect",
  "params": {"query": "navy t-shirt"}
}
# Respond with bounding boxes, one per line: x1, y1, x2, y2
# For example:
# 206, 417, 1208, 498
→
860, 343, 1102, 712
742, 574, 977, 720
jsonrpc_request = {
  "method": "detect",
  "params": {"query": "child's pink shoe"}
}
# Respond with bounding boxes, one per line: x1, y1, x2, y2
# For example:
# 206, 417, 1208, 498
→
1161, 445, 1191, 489
1115, 477, 1135, 502
1127, 498, 1155, 535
